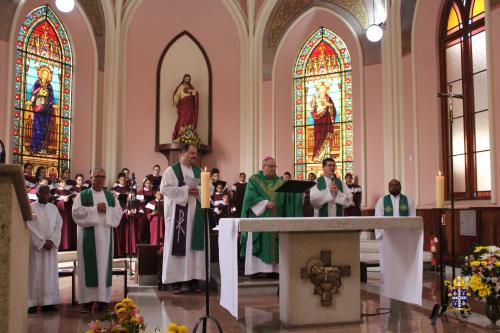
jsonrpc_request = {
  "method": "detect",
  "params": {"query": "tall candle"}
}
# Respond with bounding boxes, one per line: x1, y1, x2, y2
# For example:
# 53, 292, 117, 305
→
201, 167, 210, 208
436, 170, 444, 209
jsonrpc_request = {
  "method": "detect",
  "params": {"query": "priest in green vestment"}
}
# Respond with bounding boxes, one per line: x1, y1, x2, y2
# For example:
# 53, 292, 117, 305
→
310, 158, 353, 216
239, 157, 303, 275
374, 178, 415, 286
72, 167, 123, 313
374, 178, 416, 239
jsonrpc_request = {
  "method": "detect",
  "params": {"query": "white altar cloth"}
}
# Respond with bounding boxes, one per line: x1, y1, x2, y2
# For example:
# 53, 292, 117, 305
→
218, 217, 423, 319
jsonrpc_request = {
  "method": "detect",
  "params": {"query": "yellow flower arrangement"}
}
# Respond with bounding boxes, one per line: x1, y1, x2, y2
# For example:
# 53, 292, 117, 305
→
86, 297, 154, 333
166, 322, 188, 333
462, 244, 500, 301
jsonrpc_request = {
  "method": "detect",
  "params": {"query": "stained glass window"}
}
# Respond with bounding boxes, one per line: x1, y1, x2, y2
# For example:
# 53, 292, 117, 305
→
293, 27, 352, 180
440, 0, 489, 199
12, 5, 73, 179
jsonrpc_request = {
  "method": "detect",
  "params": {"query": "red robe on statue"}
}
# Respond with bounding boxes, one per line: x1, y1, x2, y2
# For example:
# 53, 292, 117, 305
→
311, 94, 336, 158
172, 94, 198, 140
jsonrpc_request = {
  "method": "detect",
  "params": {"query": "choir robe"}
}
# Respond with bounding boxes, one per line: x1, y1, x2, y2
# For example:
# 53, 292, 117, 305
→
74, 184, 90, 194
27, 187, 38, 203
144, 174, 162, 190
112, 184, 130, 197
114, 199, 143, 256
344, 184, 362, 216
160, 163, 205, 284
72, 189, 123, 303
137, 189, 155, 205
51, 188, 76, 250
239, 171, 303, 275
231, 181, 247, 217
25, 173, 37, 189
27, 201, 62, 307
144, 199, 164, 245
213, 202, 231, 226
309, 176, 353, 217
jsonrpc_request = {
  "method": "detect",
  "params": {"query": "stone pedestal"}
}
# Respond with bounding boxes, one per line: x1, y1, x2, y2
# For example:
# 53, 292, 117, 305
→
0, 165, 32, 333
279, 231, 361, 327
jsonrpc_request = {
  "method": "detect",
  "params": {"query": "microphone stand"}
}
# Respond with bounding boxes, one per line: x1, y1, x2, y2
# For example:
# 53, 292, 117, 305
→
127, 197, 135, 278
193, 206, 223, 333
430, 84, 462, 325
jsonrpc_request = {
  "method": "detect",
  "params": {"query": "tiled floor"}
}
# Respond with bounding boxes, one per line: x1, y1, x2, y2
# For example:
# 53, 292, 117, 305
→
28, 271, 496, 332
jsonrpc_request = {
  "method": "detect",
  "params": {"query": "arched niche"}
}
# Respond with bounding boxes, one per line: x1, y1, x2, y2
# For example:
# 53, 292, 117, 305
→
155, 31, 212, 161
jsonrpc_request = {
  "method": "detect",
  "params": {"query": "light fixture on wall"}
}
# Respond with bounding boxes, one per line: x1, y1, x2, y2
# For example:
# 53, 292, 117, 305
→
366, 0, 384, 42
55, 0, 75, 13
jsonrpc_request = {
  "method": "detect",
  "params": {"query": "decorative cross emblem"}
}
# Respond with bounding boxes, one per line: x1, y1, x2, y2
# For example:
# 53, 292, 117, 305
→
300, 250, 351, 306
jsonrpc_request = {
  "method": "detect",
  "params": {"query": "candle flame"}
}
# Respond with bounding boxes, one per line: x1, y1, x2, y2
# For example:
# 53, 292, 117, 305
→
204, 166, 207, 172
438, 170, 442, 176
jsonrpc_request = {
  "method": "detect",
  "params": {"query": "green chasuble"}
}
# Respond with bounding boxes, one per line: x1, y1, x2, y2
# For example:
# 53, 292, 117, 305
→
383, 194, 409, 216
316, 175, 344, 217
80, 188, 115, 288
239, 171, 303, 264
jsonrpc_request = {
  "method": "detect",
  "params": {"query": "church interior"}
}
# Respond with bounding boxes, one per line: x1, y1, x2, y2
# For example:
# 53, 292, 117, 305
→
1, 0, 500, 332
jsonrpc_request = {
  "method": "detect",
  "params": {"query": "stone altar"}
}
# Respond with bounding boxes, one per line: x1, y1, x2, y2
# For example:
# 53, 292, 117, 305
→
218, 216, 423, 327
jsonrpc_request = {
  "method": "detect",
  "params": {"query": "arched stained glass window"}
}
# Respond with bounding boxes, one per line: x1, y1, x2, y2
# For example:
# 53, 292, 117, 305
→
439, 0, 489, 200
12, 5, 73, 178
293, 27, 352, 180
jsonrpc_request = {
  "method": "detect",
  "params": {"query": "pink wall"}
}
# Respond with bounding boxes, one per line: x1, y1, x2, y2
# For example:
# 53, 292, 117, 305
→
262, 79, 273, 158
412, 1, 445, 206
272, 9, 373, 202
125, 0, 241, 184
4, 1, 96, 178
364, 64, 385, 207
0, 40, 8, 150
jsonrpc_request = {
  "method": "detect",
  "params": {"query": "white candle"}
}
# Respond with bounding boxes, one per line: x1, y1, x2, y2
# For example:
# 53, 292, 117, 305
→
201, 167, 210, 208
436, 170, 444, 209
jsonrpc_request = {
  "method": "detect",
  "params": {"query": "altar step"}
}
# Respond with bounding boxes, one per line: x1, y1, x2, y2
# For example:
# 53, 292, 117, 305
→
211, 263, 279, 296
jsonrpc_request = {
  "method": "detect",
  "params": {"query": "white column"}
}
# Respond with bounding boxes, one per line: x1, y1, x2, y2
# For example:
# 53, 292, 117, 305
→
381, 0, 405, 186
101, 0, 125, 182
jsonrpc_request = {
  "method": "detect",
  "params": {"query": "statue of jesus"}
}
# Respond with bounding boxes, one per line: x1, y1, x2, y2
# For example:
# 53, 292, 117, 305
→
172, 73, 199, 141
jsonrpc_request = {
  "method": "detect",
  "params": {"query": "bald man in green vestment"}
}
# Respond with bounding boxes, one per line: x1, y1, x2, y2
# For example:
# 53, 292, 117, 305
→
239, 157, 303, 276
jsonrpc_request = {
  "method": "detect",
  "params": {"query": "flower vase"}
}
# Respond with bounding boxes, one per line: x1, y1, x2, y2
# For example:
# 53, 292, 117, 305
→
485, 297, 500, 329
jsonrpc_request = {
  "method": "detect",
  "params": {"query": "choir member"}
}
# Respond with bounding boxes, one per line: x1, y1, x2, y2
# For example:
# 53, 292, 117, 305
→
112, 172, 131, 197
143, 164, 162, 190
24, 162, 37, 189
303, 172, 317, 217
73, 173, 89, 193
28, 177, 50, 203
230, 172, 247, 217
144, 189, 164, 245
212, 190, 233, 226
61, 168, 76, 189
137, 177, 155, 205
51, 178, 77, 250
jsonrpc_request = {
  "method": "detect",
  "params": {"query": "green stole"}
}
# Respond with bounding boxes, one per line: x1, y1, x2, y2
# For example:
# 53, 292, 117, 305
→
171, 162, 205, 251
80, 188, 115, 288
316, 175, 344, 217
239, 172, 303, 264
383, 194, 409, 216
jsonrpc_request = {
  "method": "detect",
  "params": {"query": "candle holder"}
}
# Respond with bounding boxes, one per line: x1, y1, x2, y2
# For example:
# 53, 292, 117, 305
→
192, 207, 223, 333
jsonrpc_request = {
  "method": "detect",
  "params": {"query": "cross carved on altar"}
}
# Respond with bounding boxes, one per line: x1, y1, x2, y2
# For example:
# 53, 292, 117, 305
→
300, 250, 351, 306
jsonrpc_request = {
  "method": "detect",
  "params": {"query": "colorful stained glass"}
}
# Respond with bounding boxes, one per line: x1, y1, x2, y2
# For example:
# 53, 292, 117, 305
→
293, 27, 352, 180
471, 0, 485, 20
447, 4, 461, 33
13, 5, 73, 178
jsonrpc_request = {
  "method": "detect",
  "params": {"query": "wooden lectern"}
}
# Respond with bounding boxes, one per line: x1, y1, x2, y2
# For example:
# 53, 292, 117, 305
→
0, 165, 32, 333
